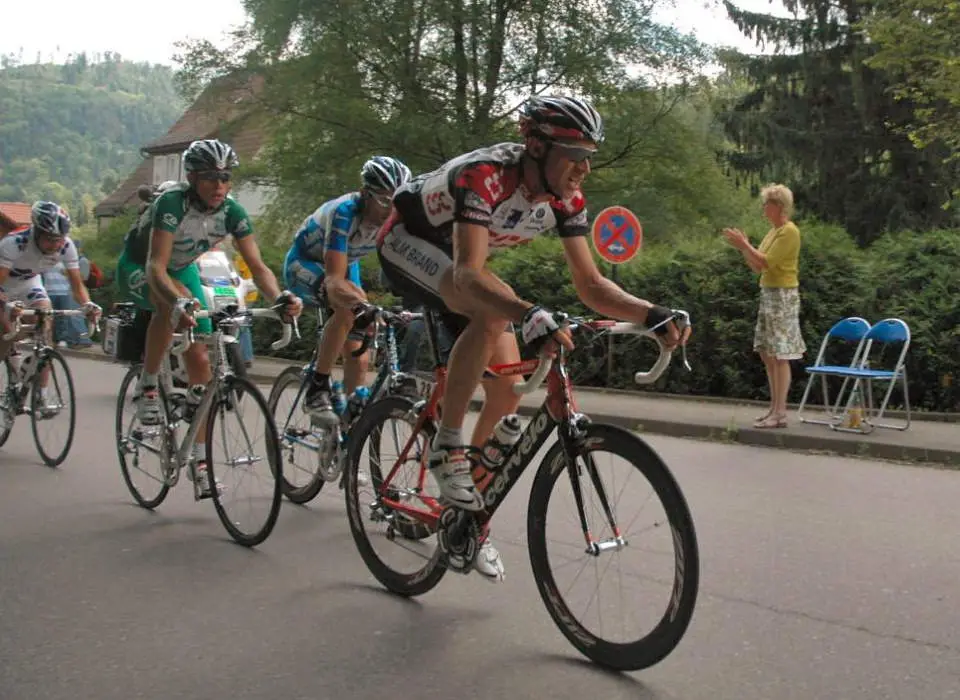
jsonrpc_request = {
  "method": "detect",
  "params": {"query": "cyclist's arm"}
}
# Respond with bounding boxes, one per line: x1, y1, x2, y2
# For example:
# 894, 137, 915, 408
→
0, 267, 10, 287
561, 236, 659, 325
145, 229, 184, 306
451, 221, 532, 323
233, 234, 284, 301
323, 249, 365, 308
64, 268, 92, 306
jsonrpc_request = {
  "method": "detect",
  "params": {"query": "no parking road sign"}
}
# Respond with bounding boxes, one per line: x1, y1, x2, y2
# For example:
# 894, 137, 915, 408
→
591, 206, 643, 264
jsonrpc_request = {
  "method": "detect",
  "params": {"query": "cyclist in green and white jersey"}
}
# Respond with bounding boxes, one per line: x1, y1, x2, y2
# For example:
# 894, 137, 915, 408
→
116, 139, 302, 496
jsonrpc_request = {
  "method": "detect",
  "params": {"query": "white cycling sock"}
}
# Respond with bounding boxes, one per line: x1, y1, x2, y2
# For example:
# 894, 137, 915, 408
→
140, 371, 159, 389
433, 425, 463, 450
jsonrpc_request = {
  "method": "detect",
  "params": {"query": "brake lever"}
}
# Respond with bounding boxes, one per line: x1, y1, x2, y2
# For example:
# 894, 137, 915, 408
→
673, 310, 692, 372
271, 302, 302, 340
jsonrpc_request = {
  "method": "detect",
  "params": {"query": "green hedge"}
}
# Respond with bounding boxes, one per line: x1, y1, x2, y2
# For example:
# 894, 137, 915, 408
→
84, 214, 960, 412
487, 223, 960, 412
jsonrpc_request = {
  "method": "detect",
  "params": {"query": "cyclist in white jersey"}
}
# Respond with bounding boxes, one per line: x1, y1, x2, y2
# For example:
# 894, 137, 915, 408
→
0, 202, 101, 408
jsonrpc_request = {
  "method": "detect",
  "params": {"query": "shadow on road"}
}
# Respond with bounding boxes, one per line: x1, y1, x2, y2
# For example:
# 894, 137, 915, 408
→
515, 651, 665, 697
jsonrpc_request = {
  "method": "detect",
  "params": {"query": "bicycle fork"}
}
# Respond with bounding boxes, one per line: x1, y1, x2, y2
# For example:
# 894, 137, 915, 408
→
559, 416, 627, 557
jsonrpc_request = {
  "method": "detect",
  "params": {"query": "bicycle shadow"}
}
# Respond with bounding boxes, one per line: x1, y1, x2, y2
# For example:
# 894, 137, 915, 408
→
512, 651, 663, 697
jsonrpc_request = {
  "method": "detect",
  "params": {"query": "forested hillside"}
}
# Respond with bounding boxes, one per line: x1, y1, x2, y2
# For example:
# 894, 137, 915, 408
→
0, 53, 184, 223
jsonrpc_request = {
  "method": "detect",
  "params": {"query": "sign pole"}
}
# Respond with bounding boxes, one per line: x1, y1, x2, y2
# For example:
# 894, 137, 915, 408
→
607, 262, 618, 385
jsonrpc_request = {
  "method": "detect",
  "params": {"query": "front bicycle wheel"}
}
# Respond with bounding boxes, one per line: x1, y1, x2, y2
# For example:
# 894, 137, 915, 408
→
0, 359, 17, 447
345, 395, 445, 596
30, 349, 76, 466
267, 366, 325, 504
116, 365, 171, 509
527, 423, 699, 671
206, 375, 282, 547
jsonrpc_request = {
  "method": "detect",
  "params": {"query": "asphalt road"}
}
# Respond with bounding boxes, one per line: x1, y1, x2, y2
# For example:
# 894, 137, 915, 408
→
1, 358, 958, 700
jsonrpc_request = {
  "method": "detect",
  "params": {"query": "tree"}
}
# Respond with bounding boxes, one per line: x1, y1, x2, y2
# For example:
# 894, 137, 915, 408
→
862, 1, 960, 158
717, 0, 959, 244
175, 0, 710, 221
0, 57, 183, 211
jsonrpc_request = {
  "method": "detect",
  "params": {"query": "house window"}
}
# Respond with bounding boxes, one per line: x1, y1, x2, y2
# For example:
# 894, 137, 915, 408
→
153, 154, 183, 184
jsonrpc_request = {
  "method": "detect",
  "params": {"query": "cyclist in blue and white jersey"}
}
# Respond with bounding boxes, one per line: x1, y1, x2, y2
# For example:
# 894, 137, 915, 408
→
283, 156, 412, 422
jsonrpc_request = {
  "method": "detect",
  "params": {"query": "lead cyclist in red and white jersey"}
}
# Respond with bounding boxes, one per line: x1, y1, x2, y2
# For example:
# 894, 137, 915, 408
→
376, 95, 690, 582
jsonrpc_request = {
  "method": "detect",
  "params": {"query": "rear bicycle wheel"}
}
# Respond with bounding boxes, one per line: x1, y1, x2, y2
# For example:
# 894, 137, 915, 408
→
345, 395, 445, 596
267, 366, 325, 504
30, 349, 76, 467
0, 359, 17, 447
116, 364, 172, 509
206, 375, 283, 547
527, 423, 699, 671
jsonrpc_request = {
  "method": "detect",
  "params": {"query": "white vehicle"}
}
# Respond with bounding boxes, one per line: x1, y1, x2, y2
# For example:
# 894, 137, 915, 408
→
196, 249, 256, 313
167, 249, 252, 385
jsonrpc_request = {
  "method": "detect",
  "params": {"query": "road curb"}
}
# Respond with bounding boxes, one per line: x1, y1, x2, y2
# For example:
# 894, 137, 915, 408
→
496, 405, 960, 467
62, 347, 959, 466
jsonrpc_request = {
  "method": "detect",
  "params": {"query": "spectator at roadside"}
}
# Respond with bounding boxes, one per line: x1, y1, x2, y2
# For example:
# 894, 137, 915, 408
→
722, 183, 806, 429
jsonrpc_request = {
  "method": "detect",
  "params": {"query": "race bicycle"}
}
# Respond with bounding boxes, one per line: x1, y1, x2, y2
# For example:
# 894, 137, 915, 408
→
344, 310, 700, 671
0, 306, 97, 466
267, 305, 430, 504
114, 302, 295, 546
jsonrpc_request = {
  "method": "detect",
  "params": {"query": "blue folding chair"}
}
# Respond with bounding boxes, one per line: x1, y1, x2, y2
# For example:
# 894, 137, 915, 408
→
797, 317, 872, 426
828, 318, 911, 434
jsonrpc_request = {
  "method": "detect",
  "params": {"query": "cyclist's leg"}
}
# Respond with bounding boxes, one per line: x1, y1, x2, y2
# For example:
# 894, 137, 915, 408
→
339, 261, 369, 394
283, 250, 339, 419
380, 223, 495, 511
473, 331, 523, 447
380, 229, 510, 582
117, 251, 165, 379
7, 279, 57, 398
164, 263, 218, 495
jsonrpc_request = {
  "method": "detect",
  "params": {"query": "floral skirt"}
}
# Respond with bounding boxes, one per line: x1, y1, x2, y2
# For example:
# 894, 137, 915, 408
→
754, 287, 806, 360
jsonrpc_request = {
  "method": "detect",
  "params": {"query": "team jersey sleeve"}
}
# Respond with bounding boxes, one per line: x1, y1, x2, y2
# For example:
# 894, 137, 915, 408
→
59, 238, 80, 270
225, 198, 254, 240
324, 200, 356, 255
551, 191, 589, 238
151, 191, 186, 234
452, 163, 504, 227
0, 234, 24, 269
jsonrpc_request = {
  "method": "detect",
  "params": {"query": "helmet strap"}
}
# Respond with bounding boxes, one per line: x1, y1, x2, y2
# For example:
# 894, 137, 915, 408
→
529, 140, 563, 200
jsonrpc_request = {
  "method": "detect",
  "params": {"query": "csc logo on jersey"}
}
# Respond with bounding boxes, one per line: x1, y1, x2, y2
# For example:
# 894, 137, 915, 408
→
425, 191, 452, 218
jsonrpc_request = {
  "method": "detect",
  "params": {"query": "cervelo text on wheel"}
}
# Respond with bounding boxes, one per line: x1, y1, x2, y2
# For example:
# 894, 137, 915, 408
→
591, 206, 643, 264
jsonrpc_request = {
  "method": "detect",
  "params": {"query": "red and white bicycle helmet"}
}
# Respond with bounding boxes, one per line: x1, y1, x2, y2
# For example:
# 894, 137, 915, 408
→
519, 95, 605, 145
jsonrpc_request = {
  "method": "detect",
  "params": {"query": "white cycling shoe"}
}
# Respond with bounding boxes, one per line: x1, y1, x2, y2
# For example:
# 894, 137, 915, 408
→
475, 538, 505, 583
427, 444, 484, 512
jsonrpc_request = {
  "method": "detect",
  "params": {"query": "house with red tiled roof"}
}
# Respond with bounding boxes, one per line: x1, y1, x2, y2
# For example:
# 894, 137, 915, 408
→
0, 202, 32, 236
95, 73, 272, 229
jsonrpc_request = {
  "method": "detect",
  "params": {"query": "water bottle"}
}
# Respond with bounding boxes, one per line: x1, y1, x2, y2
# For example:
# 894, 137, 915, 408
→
19, 352, 37, 383
184, 384, 205, 422
331, 380, 347, 416
346, 386, 371, 423
479, 414, 523, 470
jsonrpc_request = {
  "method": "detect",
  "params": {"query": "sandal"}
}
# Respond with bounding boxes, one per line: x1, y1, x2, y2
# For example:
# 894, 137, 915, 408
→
754, 413, 788, 429
755, 410, 773, 422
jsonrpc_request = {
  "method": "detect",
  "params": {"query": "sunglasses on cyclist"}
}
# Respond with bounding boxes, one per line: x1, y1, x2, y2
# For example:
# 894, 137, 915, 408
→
551, 143, 597, 164
370, 192, 393, 208
36, 230, 65, 244
197, 171, 232, 183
